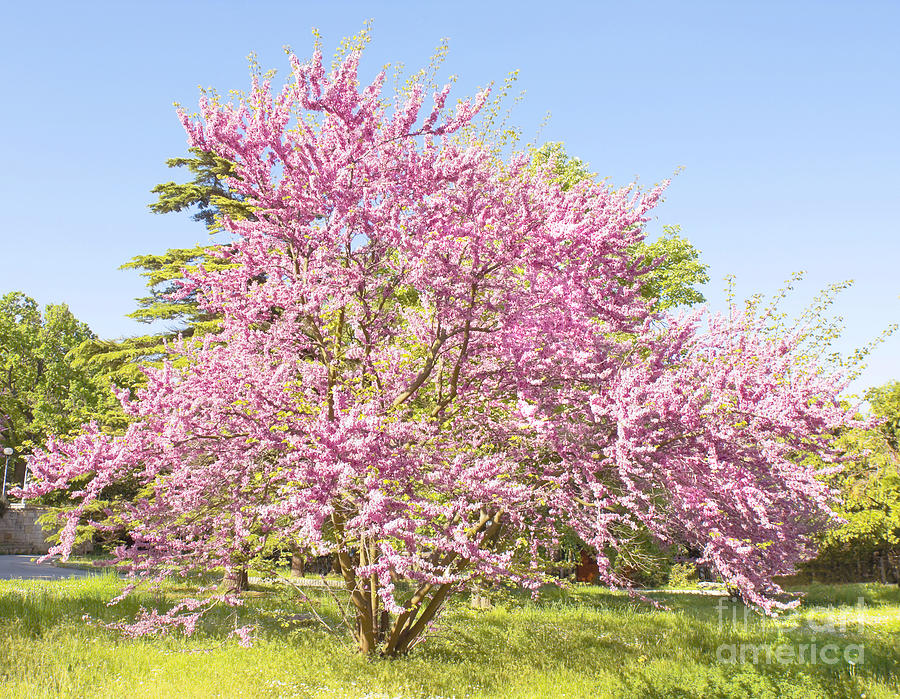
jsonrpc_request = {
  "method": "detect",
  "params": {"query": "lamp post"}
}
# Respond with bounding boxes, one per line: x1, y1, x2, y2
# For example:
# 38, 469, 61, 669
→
2, 446, 13, 499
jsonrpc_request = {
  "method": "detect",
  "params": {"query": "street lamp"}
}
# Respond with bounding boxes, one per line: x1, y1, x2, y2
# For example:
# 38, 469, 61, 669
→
2, 446, 13, 499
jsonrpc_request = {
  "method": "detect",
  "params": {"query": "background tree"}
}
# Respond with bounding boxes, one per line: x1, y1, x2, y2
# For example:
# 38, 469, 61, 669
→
0, 292, 118, 484
149, 147, 254, 230
71, 149, 249, 389
812, 381, 900, 584
25, 45, 861, 657
869, 381, 900, 452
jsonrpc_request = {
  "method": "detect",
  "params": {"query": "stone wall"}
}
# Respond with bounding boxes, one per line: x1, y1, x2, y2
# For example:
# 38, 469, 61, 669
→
0, 503, 54, 555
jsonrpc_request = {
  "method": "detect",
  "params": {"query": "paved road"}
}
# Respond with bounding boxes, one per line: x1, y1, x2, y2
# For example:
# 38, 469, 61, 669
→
0, 555, 93, 580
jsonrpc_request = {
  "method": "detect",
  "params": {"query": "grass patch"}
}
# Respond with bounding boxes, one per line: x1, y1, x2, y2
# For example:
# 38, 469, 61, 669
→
0, 574, 897, 698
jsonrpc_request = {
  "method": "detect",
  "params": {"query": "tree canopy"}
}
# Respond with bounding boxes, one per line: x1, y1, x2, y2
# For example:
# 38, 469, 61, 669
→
24, 43, 861, 657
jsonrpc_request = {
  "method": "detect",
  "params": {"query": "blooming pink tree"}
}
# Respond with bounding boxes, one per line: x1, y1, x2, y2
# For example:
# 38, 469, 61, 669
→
25, 45, 859, 656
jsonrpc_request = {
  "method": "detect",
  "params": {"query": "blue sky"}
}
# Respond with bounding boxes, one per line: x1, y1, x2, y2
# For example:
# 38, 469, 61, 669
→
1, 1, 897, 393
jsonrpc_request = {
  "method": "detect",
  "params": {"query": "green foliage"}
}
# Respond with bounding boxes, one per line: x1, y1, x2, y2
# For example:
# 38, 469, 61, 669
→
530, 143, 709, 311
607, 530, 672, 588
120, 246, 233, 329
69, 335, 174, 392
668, 562, 700, 588
529, 141, 595, 192
630, 225, 710, 311
814, 381, 900, 583
72, 245, 238, 390
869, 381, 900, 452
149, 147, 254, 230
139, 146, 251, 332
0, 292, 120, 456
32, 150, 250, 539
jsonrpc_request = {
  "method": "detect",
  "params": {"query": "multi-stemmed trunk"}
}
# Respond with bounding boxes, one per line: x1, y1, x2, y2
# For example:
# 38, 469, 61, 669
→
331, 508, 504, 657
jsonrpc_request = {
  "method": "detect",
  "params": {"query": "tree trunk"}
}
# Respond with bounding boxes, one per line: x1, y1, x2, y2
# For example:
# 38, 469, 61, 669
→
225, 566, 249, 593
380, 509, 505, 657
888, 550, 900, 587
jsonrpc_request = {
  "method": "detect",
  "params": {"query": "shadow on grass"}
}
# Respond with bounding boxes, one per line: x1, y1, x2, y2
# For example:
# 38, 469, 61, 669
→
0, 574, 345, 645
414, 584, 900, 698
1, 577, 896, 699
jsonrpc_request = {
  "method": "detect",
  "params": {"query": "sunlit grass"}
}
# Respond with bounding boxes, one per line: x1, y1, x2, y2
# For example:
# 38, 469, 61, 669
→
0, 574, 897, 698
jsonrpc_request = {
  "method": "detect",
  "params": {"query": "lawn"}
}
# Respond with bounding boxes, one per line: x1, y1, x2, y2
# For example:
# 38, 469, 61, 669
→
0, 572, 897, 698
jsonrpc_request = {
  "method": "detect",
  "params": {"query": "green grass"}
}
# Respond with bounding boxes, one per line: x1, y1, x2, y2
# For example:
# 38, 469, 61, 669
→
0, 574, 898, 698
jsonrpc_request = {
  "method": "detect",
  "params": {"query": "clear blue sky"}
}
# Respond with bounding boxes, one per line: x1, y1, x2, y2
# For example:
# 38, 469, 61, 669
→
1, 1, 897, 393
